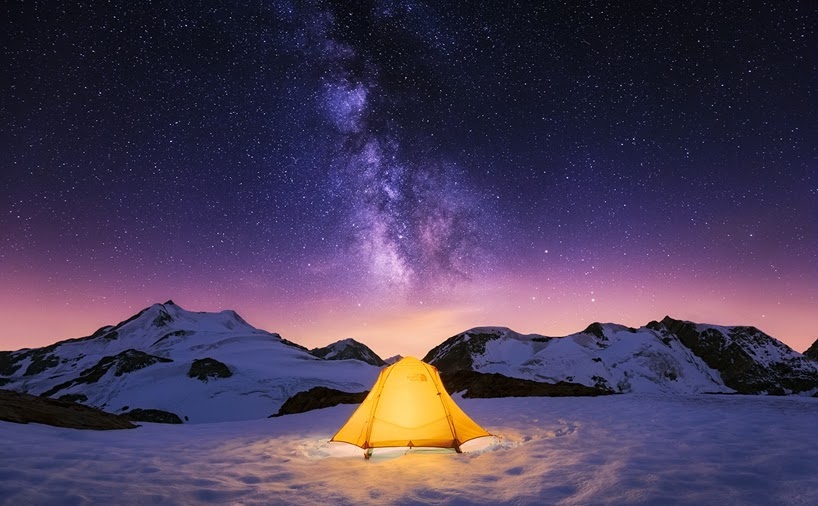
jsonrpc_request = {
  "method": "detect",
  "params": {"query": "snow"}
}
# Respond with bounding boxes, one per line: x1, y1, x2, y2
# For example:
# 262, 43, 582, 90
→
2, 302, 382, 422
472, 326, 732, 394
3, 394, 818, 505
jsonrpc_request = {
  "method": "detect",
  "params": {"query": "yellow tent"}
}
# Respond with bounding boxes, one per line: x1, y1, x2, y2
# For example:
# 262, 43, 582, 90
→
331, 356, 491, 458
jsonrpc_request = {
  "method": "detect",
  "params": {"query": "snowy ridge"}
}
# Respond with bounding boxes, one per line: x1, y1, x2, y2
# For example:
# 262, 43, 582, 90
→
0, 301, 380, 423
310, 338, 385, 366
424, 318, 818, 395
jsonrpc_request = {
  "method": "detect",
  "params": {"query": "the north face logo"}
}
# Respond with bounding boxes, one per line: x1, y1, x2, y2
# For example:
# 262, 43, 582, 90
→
407, 373, 427, 382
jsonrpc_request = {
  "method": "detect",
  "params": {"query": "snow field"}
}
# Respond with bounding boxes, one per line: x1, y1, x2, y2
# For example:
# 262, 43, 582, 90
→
2, 394, 817, 505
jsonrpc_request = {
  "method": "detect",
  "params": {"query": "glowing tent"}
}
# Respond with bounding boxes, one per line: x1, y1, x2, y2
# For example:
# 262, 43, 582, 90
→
331, 356, 491, 458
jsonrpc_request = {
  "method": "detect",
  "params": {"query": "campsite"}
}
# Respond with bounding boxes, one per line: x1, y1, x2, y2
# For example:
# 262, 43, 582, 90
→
2, 301, 818, 504
3, 0, 816, 504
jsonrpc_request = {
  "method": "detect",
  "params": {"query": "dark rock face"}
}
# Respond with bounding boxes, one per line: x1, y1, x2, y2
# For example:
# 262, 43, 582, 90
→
441, 370, 614, 398
271, 386, 368, 417
123, 408, 183, 424
805, 339, 818, 361
423, 330, 504, 375
110, 349, 172, 376
152, 308, 174, 327
2, 345, 64, 378
41, 349, 173, 398
0, 389, 136, 430
23, 349, 61, 376
279, 336, 309, 352
151, 330, 192, 347
0, 351, 22, 376
657, 316, 818, 394
58, 393, 88, 403
310, 339, 385, 366
187, 358, 232, 382
583, 323, 607, 341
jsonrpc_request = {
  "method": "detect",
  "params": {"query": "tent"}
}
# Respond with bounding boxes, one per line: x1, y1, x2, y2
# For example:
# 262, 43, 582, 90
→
331, 356, 491, 458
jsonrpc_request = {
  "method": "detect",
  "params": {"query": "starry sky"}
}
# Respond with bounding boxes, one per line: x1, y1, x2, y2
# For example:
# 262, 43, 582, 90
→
2, 1, 816, 358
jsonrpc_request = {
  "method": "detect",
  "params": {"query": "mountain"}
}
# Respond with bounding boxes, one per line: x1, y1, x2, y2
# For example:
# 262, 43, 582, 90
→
423, 317, 818, 396
6, 305, 816, 425
310, 338, 385, 366
0, 301, 380, 423
649, 317, 818, 394
384, 355, 403, 365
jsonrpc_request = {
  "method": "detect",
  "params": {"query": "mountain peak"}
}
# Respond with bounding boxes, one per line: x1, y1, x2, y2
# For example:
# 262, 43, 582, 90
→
0, 302, 382, 423
310, 338, 385, 366
464, 326, 511, 335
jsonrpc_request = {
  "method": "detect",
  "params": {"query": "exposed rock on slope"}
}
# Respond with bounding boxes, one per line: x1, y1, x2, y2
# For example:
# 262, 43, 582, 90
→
650, 317, 818, 394
187, 358, 232, 382
123, 408, 183, 424
441, 371, 614, 398
310, 338, 385, 366
0, 389, 136, 430
41, 349, 173, 398
423, 330, 504, 376
271, 387, 368, 417
804, 339, 818, 362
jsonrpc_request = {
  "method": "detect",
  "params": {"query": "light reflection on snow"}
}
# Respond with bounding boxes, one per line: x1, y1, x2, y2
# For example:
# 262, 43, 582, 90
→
3, 395, 818, 505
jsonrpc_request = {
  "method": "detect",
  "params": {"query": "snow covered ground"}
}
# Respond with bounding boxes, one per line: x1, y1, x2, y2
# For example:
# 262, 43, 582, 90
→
2, 394, 817, 505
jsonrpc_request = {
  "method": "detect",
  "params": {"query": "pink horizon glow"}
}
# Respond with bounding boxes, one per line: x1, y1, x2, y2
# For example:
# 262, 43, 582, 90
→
2, 270, 815, 359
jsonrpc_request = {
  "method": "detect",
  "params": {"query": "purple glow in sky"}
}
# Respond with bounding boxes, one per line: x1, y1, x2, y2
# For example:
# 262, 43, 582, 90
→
1, 1, 816, 357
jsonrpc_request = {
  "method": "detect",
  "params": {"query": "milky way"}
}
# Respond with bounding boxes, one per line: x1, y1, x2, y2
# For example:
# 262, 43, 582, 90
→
303, 3, 493, 295
1, 1, 816, 356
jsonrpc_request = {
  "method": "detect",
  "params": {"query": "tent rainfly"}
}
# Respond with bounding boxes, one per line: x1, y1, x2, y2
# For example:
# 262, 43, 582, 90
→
331, 356, 491, 458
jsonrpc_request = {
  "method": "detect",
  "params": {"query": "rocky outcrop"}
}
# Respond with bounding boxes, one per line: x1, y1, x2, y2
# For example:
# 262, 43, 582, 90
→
0, 389, 136, 430
311, 339, 385, 366
58, 393, 88, 403
423, 329, 506, 375
1, 345, 64, 378
41, 349, 173, 398
123, 408, 183, 424
270, 386, 368, 417
441, 370, 614, 398
187, 358, 232, 382
805, 339, 818, 362
653, 316, 818, 394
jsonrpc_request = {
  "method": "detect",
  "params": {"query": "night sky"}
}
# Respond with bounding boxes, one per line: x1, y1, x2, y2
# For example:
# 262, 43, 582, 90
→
2, 1, 816, 357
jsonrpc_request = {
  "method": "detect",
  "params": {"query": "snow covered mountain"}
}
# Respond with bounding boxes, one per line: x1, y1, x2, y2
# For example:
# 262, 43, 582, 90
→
651, 317, 818, 394
5, 304, 815, 425
423, 317, 818, 396
310, 338, 385, 366
0, 301, 380, 423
